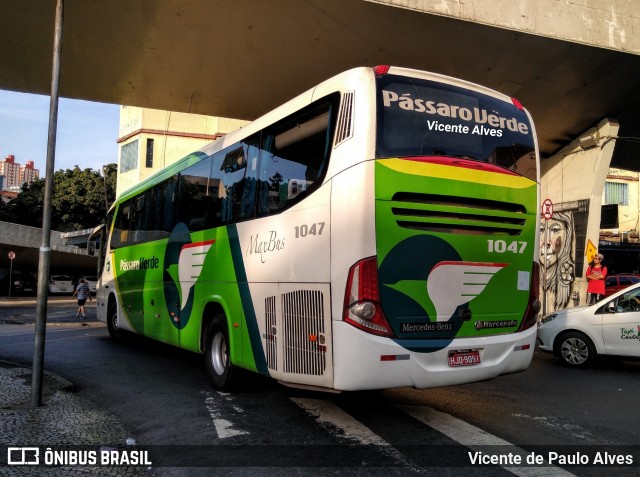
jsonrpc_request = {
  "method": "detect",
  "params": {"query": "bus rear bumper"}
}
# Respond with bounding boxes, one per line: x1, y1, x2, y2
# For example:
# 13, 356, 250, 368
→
331, 323, 536, 391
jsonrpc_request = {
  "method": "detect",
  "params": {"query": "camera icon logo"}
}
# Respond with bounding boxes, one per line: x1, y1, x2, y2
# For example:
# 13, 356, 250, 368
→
7, 447, 40, 465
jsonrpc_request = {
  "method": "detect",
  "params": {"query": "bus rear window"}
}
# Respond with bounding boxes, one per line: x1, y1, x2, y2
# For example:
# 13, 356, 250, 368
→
376, 75, 537, 181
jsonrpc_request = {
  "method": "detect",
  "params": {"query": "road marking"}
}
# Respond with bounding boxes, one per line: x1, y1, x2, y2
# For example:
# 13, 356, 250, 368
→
396, 405, 576, 477
511, 413, 600, 443
0, 328, 102, 345
291, 397, 419, 471
203, 391, 249, 439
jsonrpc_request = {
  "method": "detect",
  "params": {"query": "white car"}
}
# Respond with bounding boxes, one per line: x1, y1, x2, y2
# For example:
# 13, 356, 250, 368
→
48, 275, 74, 294
81, 276, 98, 293
538, 283, 640, 367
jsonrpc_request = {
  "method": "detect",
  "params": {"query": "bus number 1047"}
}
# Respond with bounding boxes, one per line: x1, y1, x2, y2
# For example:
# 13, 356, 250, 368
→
487, 240, 527, 254
294, 222, 325, 238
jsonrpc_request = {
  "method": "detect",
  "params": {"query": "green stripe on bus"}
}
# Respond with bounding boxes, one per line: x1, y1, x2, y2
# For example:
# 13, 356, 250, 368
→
227, 223, 269, 376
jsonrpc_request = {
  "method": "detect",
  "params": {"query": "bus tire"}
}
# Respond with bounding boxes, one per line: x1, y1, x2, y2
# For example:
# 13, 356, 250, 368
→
205, 315, 236, 391
106, 299, 123, 341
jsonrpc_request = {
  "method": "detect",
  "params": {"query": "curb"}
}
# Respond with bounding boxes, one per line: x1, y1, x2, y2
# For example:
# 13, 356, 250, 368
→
0, 358, 76, 393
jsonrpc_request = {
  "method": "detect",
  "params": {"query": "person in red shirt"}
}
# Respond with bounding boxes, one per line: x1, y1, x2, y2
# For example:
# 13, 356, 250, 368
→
586, 254, 607, 305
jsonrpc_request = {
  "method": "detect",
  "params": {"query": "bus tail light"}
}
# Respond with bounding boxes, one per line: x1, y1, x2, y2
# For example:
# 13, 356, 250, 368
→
374, 65, 390, 76
343, 257, 395, 337
512, 97, 525, 111
518, 261, 541, 332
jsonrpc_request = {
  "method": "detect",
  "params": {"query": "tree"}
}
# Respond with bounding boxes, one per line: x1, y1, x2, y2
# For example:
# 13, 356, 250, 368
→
102, 163, 117, 210
7, 180, 45, 227
5, 163, 117, 232
0, 195, 16, 222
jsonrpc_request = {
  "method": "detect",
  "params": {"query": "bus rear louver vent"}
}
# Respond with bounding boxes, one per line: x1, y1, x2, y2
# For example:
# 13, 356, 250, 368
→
282, 290, 326, 376
334, 91, 354, 147
265, 296, 277, 371
391, 192, 527, 236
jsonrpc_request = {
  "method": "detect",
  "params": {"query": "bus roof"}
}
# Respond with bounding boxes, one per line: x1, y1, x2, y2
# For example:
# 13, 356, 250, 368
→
113, 65, 529, 209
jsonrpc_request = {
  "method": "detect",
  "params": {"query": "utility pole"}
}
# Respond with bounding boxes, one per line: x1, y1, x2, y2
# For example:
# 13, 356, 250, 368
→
32, 0, 64, 407
102, 165, 110, 211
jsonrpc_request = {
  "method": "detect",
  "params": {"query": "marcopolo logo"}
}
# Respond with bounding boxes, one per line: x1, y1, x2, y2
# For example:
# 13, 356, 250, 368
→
475, 320, 518, 330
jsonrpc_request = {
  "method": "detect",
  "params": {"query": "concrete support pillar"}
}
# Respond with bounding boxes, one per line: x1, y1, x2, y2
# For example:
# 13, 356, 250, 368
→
540, 118, 620, 312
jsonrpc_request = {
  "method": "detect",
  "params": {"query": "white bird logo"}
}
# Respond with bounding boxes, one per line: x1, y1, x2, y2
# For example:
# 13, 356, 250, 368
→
177, 240, 215, 309
427, 261, 507, 322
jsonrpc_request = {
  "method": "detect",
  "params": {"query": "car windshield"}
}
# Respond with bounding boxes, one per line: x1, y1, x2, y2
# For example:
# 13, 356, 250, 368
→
615, 287, 640, 312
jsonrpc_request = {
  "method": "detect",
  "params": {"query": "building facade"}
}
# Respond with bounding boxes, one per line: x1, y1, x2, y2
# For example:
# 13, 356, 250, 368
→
116, 106, 248, 197
0, 155, 40, 191
20, 160, 39, 185
0, 155, 21, 189
598, 168, 640, 276
601, 168, 640, 237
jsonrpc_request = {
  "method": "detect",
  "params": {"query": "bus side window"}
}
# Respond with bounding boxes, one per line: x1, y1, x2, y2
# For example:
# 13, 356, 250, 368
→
207, 152, 225, 227
141, 188, 156, 239
260, 99, 336, 214
220, 148, 246, 223
111, 202, 131, 248
143, 186, 164, 242
219, 140, 260, 224
98, 219, 109, 274
130, 195, 146, 243
176, 157, 213, 231
160, 177, 178, 233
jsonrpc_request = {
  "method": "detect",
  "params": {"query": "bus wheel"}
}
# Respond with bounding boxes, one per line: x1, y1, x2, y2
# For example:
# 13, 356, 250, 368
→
205, 316, 235, 390
107, 302, 123, 341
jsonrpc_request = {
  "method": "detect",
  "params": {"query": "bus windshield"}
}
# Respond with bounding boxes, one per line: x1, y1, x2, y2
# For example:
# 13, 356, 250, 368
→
376, 74, 537, 181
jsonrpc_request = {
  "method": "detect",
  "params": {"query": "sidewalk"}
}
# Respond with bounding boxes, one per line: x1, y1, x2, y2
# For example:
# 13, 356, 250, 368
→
0, 298, 154, 476
0, 295, 96, 325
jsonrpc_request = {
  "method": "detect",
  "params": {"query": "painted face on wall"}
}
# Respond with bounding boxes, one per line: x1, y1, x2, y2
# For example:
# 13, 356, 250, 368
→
540, 220, 566, 268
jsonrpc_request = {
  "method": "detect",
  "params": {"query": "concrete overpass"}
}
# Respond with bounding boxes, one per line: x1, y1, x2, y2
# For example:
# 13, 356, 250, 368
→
1, 0, 639, 169
0, 222, 97, 278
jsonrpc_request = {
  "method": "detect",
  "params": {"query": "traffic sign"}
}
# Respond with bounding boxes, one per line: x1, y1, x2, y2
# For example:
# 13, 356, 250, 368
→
8, 251, 15, 260
542, 198, 553, 220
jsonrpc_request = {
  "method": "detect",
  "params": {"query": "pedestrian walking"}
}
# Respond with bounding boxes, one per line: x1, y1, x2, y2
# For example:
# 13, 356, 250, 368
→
72, 278, 92, 319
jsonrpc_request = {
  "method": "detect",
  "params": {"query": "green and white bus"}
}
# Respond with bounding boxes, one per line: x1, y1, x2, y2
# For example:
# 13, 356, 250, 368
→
95, 66, 541, 392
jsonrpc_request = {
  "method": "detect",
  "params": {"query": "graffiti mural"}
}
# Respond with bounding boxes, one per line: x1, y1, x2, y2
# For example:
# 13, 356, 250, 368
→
540, 210, 575, 311
540, 200, 590, 313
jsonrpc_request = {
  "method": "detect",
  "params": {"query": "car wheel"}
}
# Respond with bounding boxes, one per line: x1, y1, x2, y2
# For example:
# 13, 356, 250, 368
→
556, 332, 596, 368
205, 315, 236, 391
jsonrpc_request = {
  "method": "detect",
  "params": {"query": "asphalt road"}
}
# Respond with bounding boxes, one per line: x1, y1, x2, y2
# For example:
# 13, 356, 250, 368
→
1, 298, 638, 476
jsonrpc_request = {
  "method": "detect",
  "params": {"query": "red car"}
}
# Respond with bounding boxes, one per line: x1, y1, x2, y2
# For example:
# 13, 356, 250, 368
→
604, 274, 640, 297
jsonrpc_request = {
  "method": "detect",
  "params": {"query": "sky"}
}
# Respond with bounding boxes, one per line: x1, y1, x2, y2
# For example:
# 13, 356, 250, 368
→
0, 89, 120, 177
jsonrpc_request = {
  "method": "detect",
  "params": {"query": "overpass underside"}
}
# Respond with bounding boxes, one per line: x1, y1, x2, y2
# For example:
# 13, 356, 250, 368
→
1, 0, 639, 168
0, 222, 97, 276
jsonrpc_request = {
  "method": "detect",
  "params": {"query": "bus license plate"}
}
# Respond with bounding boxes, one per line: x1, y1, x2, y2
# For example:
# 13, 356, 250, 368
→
448, 351, 481, 367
